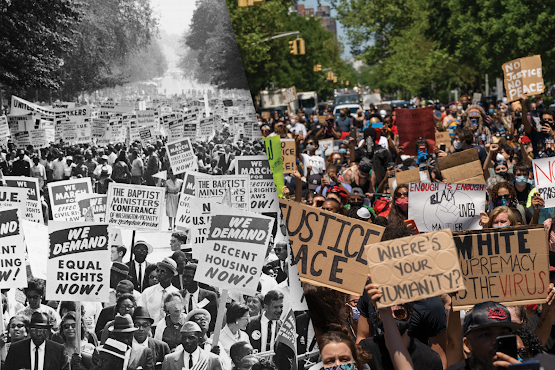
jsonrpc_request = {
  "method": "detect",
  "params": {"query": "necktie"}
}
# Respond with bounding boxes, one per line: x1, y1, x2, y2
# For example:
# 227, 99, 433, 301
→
34, 346, 39, 370
189, 353, 193, 369
266, 320, 273, 352
188, 293, 193, 313
138, 263, 142, 291
159, 289, 166, 322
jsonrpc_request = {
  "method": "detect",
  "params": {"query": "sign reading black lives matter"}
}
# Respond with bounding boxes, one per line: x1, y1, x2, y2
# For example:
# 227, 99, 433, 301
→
0, 208, 28, 288
46, 222, 110, 302
195, 204, 274, 295
105, 183, 165, 231
235, 155, 280, 213
165, 137, 198, 175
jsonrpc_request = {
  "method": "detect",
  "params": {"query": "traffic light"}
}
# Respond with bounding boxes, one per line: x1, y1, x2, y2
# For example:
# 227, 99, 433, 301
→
333, 76, 337, 83
341, 81, 344, 85
313, 64, 322, 72
326, 71, 333, 80
253, 0, 263, 4
298, 38, 305, 55
238, 0, 247, 6
289, 40, 298, 55
346, 81, 349, 86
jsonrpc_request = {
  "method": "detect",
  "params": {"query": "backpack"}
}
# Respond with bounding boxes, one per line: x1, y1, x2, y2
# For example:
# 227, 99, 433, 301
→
373, 198, 391, 218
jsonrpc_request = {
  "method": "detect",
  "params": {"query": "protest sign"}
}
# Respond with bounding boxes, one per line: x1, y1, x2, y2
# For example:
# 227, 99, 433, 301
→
166, 138, 198, 175
316, 138, 334, 157
195, 204, 274, 295
274, 308, 297, 367
21, 219, 48, 280
46, 222, 110, 302
264, 135, 284, 198
182, 173, 251, 245
441, 161, 485, 184
0, 186, 27, 221
105, 183, 165, 231
281, 139, 296, 173
452, 226, 549, 310
408, 183, 486, 232
236, 155, 280, 212
261, 111, 271, 120
502, 55, 544, 102
0, 115, 9, 138
532, 157, 555, 208
396, 107, 435, 156
47, 178, 93, 221
3, 177, 43, 223
435, 131, 454, 152
183, 120, 197, 139
365, 229, 465, 308
76, 193, 107, 222
279, 199, 385, 295
282, 87, 297, 104
472, 93, 482, 103
199, 117, 214, 139
0, 208, 28, 289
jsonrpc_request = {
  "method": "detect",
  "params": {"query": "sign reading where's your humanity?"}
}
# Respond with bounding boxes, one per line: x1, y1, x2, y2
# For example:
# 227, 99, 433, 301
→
195, 204, 274, 296
451, 226, 550, 310
365, 229, 466, 308
280, 199, 385, 295
46, 222, 110, 302
0, 208, 28, 289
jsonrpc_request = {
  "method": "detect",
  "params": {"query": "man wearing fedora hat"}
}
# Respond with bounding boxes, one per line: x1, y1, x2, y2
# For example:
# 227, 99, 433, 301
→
109, 264, 141, 306
138, 257, 179, 326
103, 314, 155, 370
161, 322, 223, 370
4, 311, 68, 370
127, 240, 154, 293
133, 307, 170, 369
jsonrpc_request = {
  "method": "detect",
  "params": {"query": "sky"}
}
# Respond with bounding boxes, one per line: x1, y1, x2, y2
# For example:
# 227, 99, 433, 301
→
150, 0, 195, 36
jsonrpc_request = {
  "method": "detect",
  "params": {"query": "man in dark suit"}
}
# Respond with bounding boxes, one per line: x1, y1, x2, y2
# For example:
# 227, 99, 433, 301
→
4, 311, 68, 370
180, 263, 218, 333
266, 241, 289, 284
132, 307, 170, 370
295, 311, 318, 369
245, 290, 284, 353
127, 240, 154, 292
96, 280, 135, 339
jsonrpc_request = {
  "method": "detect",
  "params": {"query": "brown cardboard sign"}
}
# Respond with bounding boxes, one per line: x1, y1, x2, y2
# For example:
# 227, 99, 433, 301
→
318, 115, 326, 124
438, 148, 479, 171
365, 229, 466, 308
281, 139, 296, 173
396, 168, 420, 185
452, 226, 550, 310
279, 199, 385, 295
441, 160, 484, 184
454, 175, 486, 185
502, 55, 544, 103
435, 131, 454, 151
261, 111, 271, 121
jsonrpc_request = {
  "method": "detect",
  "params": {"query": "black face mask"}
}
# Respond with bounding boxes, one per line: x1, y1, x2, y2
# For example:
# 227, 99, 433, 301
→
395, 317, 410, 336
451, 112, 457, 117
340, 113, 346, 118
350, 201, 363, 207
462, 102, 468, 109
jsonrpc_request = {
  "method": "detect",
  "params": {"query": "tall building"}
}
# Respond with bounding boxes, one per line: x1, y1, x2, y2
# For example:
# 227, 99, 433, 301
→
289, 3, 337, 36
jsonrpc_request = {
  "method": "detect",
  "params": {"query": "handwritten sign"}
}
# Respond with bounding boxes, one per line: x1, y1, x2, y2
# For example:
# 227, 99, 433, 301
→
408, 183, 486, 232
0, 208, 27, 289
47, 178, 93, 221
452, 226, 549, 310
502, 55, 544, 102
280, 199, 384, 295
282, 87, 297, 105
105, 183, 165, 231
281, 139, 296, 173
46, 222, 110, 302
195, 204, 274, 295
365, 229, 465, 308
532, 157, 555, 208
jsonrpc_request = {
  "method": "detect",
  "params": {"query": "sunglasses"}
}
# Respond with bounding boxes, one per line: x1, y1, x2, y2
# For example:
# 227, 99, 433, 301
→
498, 194, 512, 200
316, 200, 325, 207
10, 323, 25, 329
396, 191, 408, 197
62, 323, 76, 330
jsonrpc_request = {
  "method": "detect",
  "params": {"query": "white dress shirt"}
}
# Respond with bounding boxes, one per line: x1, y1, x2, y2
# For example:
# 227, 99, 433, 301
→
182, 289, 199, 314
260, 314, 278, 352
138, 283, 178, 325
30, 341, 45, 370
183, 347, 200, 370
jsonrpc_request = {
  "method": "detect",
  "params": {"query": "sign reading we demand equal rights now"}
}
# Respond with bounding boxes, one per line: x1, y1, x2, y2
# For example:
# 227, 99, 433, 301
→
46, 222, 110, 302
195, 204, 274, 296
0, 208, 28, 289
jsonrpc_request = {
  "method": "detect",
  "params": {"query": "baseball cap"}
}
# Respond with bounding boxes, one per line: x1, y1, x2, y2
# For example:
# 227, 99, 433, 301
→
358, 164, 371, 174
462, 301, 521, 336
307, 174, 321, 191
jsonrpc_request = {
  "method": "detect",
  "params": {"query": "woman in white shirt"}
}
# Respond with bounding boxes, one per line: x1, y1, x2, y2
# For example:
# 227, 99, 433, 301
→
213, 302, 250, 356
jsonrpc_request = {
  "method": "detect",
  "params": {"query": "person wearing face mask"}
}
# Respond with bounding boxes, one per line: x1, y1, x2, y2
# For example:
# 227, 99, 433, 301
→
388, 184, 409, 226
290, 117, 307, 140
299, 137, 326, 178
308, 113, 325, 140
345, 295, 361, 342
479, 206, 518, 228
520, 94, 555, 159
354, 109, 365, 130
511, 163, 533, 204
464, 105, 492, 145
336, 109, 353, 133
443, 104, 461, 138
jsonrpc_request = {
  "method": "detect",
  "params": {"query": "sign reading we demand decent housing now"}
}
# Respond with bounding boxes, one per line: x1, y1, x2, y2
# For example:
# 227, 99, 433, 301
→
46, 222, 110, 302
195, 204, 274, 296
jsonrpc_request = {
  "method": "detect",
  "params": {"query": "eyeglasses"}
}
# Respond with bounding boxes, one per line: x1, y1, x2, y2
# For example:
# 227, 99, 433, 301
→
135, 323, 151, 329
62, 323, 76, 330
10, 323, 25, 329
396, 192, 408, 197
392, 308, 408, 319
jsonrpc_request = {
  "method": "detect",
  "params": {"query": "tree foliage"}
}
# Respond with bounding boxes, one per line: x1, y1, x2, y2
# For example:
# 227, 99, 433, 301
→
333, 0, 555, 97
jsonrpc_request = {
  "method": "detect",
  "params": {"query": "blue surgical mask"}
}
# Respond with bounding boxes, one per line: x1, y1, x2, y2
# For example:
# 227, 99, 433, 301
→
515, 176, 528, 185
527, 179, 535, 185
313, 118, 319, 123
324, 362, 357, 370
489, 109, 495, 114
493, 224, 509, 228
338, 148, 347, 154
346, 304, 360, 321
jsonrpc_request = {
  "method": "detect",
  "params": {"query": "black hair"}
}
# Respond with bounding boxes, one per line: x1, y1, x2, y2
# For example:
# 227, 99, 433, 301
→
25, 278, 45, 296
225, 302, 250, 324
515, 326, 543, 358
263, 290, 284, 306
